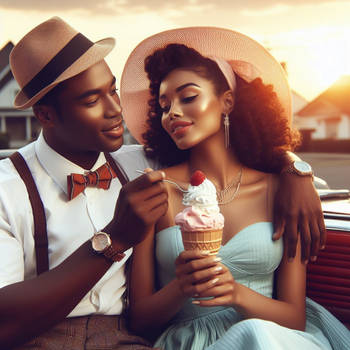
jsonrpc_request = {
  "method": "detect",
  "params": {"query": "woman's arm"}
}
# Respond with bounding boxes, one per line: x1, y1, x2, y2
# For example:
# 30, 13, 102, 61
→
188, 239, 306, 331
128, 228, 186, 339
128, 233, 222, 338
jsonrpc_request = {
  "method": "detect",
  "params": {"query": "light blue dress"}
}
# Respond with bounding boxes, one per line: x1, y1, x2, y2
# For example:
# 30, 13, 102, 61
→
154, 223, 350, 350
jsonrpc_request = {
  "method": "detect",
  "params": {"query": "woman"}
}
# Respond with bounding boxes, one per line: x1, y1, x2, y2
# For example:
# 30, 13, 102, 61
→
119, 28, 350, 349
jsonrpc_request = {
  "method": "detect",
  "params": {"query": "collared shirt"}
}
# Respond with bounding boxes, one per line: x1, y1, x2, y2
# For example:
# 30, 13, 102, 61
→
0, 133, 137, 317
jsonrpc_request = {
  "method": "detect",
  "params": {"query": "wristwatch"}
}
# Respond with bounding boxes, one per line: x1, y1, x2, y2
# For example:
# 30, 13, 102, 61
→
282, 160, 313, 177
91, 231, 126, 262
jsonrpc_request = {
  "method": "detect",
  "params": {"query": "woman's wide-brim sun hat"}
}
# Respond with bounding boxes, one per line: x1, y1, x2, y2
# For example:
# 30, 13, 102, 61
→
10, 16, 115, 110
120, 27, 292, 144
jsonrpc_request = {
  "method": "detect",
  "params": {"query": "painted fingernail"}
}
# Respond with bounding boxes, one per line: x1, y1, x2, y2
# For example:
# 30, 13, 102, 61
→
214, 266, 223, 272
311, 256, 317, 262
192, 300, 200, 305
211, 278, 219, 285
213, 257, 222, 262
161, 171, 166, 179
321, 245, 326, 250
303, 260, 309, 265
201, 250, 211, 256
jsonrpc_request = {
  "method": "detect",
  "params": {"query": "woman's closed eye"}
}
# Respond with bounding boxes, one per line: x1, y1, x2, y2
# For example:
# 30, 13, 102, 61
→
160, 95, 198, 113
182, 95, 197, 103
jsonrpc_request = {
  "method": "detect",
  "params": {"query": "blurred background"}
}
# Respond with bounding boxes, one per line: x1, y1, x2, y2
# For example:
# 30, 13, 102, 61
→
0, 0, 349, 188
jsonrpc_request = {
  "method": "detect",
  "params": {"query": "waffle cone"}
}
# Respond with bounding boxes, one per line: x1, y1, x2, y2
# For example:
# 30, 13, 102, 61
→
181, 228, 223, 255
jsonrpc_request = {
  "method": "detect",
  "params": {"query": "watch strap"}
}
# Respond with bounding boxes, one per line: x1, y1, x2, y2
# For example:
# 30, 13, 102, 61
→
103, 245, 126, 262
91, 231, 126, 262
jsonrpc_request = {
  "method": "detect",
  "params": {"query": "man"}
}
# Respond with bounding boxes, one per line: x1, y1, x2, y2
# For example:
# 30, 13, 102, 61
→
0, 17, 166, 349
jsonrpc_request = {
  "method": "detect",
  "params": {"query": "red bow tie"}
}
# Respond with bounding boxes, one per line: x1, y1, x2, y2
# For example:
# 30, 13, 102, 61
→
67, 162, 117, 200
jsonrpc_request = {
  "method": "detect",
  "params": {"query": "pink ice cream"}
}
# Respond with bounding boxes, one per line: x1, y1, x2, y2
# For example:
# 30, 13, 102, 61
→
175, 171, 224, 231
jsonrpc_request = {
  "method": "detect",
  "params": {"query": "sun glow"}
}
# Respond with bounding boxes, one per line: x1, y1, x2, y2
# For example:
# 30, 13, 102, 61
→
269, 26, 350, 99
310, 31, 350, 89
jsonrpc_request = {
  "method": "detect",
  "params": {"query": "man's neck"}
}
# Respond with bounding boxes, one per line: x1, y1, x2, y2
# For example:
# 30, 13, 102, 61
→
42, 132, 100, 170
60, 152, 100, 170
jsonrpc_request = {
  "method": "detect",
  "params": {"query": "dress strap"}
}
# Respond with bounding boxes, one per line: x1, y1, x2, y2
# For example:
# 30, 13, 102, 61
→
9, 152, 49, 275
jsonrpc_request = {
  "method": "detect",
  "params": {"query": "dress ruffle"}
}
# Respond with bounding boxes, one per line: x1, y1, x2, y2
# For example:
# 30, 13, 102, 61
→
154, 308, 240, 350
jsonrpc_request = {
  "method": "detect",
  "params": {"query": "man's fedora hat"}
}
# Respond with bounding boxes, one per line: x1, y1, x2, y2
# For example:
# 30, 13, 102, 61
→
10, 16, 115, 110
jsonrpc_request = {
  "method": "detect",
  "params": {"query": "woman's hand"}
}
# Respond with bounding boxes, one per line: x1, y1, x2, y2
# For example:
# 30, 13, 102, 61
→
272, 173, 326, 263
175, 250, 223, 298
191, 263, 239, 308
175, 251, 239, 307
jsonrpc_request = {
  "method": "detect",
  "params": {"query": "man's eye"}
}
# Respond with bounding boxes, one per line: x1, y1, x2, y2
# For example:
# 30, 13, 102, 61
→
85, 99, 98, 106
182, 95, 197, 103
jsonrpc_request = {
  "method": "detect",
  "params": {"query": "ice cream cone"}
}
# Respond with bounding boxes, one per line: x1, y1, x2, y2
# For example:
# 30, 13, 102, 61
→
176, 170, 224, 255
181, 228, 223, 255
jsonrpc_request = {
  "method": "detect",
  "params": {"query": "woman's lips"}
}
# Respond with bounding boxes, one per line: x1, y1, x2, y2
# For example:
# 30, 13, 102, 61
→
171, 121, 193, 137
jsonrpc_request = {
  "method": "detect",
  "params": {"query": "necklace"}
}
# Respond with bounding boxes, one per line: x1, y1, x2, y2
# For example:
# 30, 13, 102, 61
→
214, 167, 243, 205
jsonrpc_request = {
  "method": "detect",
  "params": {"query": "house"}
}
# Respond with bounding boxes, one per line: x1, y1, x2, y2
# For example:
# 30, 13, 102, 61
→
292, 89, 311, 124
292, 89, 308, 114
296, 76, 350, 140
0, 42, 40, 148
280, 61, 317, 143
291, 89, 318, 148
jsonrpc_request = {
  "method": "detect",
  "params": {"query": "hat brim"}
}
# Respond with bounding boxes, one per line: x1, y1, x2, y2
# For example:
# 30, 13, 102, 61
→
120, 27, 292, 144
14, 37, 115, 110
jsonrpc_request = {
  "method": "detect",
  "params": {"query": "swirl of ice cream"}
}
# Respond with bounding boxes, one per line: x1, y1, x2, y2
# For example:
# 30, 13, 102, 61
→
183, 178, 219, 213
175, 176, 224, 232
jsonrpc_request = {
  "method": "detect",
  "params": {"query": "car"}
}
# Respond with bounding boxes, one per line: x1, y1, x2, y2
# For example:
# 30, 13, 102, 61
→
307, 190, 350, 329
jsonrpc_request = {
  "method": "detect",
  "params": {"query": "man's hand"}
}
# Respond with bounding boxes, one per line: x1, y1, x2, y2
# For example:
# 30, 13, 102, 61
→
272, 173, 326, 263
106, 169, 168, 251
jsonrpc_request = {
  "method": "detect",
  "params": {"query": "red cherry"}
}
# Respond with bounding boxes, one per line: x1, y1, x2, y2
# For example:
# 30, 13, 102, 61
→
190, 170, 206, 186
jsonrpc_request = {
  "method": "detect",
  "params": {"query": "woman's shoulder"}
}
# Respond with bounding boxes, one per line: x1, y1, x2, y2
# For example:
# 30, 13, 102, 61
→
241, 166, 278, 187
241, 167, 280, 206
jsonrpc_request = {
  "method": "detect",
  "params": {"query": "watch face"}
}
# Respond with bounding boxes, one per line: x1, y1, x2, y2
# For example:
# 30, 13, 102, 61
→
294, 161, 312, 174
92, 232, 111, 252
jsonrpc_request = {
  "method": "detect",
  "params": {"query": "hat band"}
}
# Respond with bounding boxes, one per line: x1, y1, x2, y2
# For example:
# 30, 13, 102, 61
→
22, 33, 94, 99
209, 56, 236, 92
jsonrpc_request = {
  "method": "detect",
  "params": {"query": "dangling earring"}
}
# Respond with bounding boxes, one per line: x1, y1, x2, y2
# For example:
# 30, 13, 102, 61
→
224, 114, 230, 148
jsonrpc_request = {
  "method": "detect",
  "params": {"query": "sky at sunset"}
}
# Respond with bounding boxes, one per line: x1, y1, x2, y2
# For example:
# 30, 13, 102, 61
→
0, 0, 349, 101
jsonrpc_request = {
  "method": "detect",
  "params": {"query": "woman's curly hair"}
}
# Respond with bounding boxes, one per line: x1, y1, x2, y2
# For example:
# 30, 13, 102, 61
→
142, 44, 300, 173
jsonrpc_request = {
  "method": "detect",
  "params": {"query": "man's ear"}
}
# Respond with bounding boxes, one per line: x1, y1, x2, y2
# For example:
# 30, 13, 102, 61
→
222, 90, 235, 115
32, 105, 57, 128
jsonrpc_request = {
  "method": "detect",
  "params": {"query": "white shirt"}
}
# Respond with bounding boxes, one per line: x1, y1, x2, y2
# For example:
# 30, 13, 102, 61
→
0, 134, 153, 317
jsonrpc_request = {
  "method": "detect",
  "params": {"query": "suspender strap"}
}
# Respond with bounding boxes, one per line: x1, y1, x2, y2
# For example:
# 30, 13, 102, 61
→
104, 152, 128, 186
9, 152, 49, 275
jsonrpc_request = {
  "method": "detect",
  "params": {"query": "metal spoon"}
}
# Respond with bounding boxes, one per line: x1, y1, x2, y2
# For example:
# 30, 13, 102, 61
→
136, 170, 188, 193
